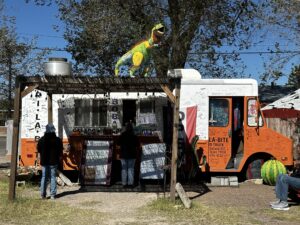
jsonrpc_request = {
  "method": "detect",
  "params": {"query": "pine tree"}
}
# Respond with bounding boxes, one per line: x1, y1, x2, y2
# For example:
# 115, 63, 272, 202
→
287, 65, 300, 89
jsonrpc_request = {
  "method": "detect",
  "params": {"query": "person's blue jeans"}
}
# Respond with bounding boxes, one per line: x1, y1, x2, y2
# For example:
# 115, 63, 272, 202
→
120, 159, 135, 186
275, 174, 300, 201
40, 165, 57, 197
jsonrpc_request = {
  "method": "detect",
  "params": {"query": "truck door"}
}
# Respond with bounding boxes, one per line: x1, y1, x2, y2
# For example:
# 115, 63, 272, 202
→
208, 98, 232, 170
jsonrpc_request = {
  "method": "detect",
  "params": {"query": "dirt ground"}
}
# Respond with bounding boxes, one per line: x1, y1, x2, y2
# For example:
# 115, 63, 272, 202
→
42, 180, 299, 225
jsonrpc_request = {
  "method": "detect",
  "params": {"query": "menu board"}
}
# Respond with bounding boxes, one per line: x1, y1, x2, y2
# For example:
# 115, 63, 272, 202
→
140, 143, 166, 179
82, 140, 112, 185
137, 113, 157, 125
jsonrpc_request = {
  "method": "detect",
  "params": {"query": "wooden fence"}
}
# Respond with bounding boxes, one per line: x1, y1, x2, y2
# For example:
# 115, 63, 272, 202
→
265, 117, 300, 161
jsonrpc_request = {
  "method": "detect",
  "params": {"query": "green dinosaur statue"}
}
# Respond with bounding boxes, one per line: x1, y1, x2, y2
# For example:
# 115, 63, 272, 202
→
115, 23, 165, 77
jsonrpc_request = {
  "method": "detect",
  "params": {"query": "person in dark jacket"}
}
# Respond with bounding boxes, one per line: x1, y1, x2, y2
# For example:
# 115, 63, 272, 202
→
37, 123, 63, 199
118, 122, 139, 187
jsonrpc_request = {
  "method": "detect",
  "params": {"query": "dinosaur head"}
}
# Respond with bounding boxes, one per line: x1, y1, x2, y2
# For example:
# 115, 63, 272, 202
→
149, 23, 165, 47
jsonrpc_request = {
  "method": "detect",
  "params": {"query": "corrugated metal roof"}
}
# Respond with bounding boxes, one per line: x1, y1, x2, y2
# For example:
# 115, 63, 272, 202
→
262, 89, 300, 111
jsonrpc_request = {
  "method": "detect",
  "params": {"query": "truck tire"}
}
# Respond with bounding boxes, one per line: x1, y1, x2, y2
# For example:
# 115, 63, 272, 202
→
245, 159, 264, 180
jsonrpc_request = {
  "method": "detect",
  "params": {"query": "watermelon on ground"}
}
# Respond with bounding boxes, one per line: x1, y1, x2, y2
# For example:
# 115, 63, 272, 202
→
261, 159, 287, 185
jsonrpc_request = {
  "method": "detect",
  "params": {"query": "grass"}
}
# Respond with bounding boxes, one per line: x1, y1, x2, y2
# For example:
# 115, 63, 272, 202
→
0, 178, 104, 225
143, 198, 246, 225
80, 200, 102, 207
143, 197, 300, 225
263, 207, 300, 223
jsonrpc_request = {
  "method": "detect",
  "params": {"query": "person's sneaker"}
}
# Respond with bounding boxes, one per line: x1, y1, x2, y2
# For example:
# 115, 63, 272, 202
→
269, 199, 280, 206
271, 201, 289, 211
50, 196, 56, 200
41, 195, 46, 200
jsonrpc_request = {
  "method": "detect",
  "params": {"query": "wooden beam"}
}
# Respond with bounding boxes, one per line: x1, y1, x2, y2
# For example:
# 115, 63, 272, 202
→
21, 84, 39, 98
160, 84, 175, 104
175, 183, 192, 208
48, 93, 53, 123
8, 80, 22, 200
170, 79, 181, 202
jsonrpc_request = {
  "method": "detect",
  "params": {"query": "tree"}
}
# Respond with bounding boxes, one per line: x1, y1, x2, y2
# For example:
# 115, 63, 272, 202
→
287, 65, 300, 89
0, 1, 49, 118
27, 0, 258, 78
256, 0, 300, 83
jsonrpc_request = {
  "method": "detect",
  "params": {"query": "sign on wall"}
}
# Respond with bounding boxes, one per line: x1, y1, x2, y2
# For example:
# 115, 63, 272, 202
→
140, 143, 166, 179
108, 98, 122, 129
21, 89, 48, 141
82, 140, 113, 185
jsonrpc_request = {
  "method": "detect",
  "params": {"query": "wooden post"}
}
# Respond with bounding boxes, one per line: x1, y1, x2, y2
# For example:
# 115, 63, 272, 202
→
48, 93, 53, 124
57, 170, 73, 186
8, 79, 22, 200
175, 182, 192, 208
170, 79, 181, 202
160, 84, 175, 104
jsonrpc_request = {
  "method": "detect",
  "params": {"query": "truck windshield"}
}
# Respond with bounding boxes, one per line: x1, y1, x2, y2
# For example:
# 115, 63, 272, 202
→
209, 99, 229, 127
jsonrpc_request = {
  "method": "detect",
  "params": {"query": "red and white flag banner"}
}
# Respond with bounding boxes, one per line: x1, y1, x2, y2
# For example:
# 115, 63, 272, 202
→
179, 105, 197, 143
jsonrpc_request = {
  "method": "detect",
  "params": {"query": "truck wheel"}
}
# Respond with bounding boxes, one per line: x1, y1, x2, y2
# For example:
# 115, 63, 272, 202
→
245, 159, 264, 180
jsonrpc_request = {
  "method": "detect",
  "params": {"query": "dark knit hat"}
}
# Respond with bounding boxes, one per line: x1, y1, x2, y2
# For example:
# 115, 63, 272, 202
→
45, 123, 56, 133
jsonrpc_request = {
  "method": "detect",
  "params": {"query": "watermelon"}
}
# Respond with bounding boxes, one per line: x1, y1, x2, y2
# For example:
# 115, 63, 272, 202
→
261, 159, 287, 185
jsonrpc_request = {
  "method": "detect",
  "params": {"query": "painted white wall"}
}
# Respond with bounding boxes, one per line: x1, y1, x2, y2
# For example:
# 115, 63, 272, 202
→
21, 91, 168, 140
21, 89, 48, 139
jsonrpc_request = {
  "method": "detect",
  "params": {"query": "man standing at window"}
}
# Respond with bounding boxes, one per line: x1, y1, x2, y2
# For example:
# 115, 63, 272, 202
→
118, 122, 139, 188
38, 123, 63, 199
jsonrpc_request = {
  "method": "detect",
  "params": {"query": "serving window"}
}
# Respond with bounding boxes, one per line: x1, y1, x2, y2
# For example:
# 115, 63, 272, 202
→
75, 99, 107, 127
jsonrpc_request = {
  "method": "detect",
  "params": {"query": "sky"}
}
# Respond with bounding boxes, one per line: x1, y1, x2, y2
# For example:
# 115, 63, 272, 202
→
4, 0, 300, 85
5, 0, 71, 60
